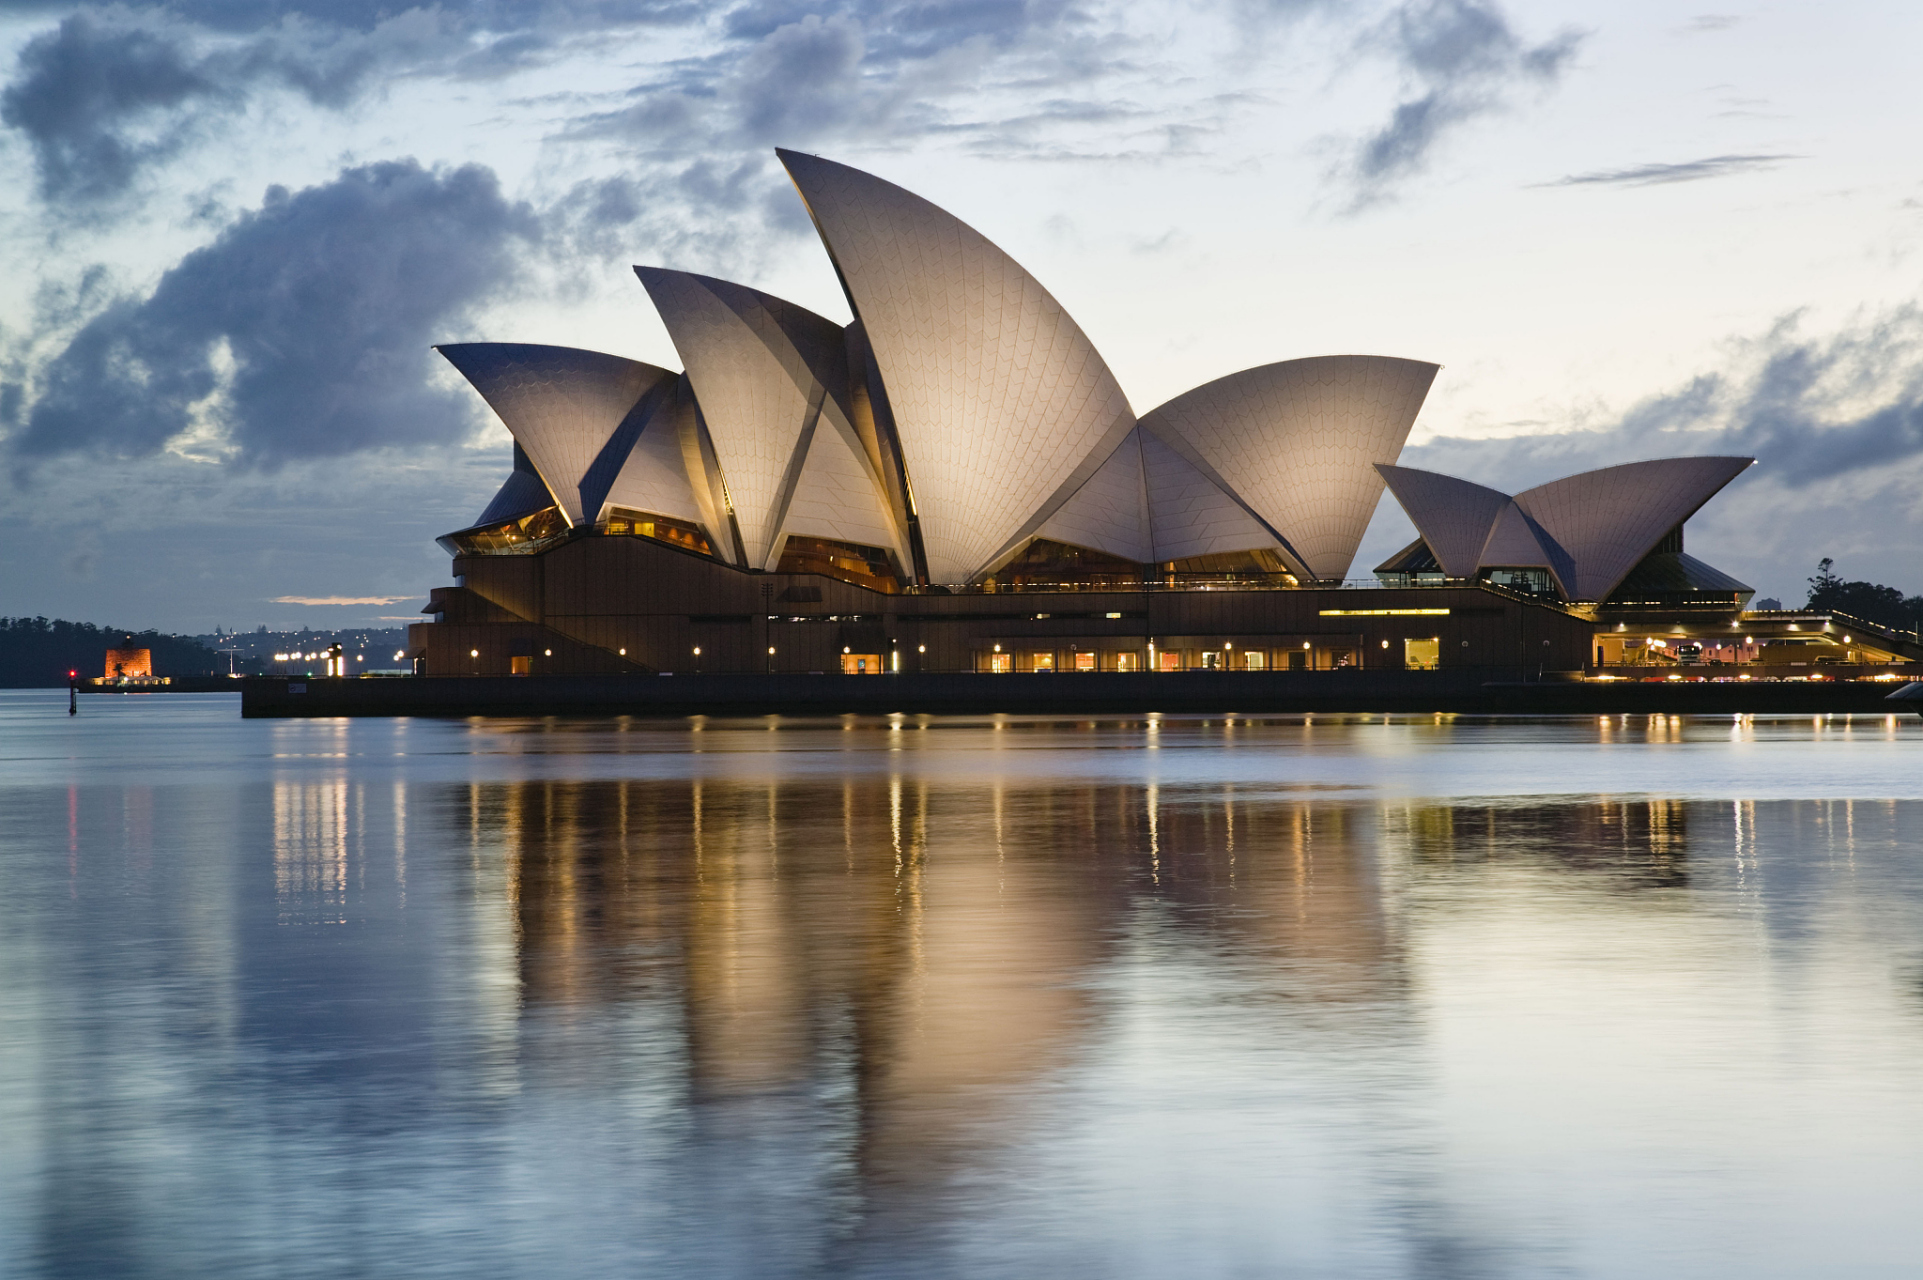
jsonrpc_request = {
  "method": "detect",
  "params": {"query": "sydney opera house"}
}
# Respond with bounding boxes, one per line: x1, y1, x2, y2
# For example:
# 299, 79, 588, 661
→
410, 150, 1861, 680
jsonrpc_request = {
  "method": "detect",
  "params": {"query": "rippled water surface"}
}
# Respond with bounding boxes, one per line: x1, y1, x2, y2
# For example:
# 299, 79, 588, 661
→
4, 690, 1923, 1278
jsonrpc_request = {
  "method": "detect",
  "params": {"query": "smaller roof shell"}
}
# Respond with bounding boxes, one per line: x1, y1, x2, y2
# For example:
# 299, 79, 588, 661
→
635, 268, 859, 569
1512, 457, 1753, 601
1374, 456, 1755, 601
438, 343, 675, 527
1142, 356, 1438, 581
1373, 465, 1512, 578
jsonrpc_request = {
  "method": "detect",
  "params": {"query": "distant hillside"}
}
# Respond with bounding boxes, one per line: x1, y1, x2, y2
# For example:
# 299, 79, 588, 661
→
0, 617, 240, 688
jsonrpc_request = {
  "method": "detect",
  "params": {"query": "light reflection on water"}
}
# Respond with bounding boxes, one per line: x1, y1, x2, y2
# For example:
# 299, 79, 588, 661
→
2, 692, 1922, 1278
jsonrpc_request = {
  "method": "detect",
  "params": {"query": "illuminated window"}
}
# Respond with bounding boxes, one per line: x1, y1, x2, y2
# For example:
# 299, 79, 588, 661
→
988, 652, 1013, 673
438, 506, 569, 556
1404, 638, 1440, 670
1074, 652, 1096, 671
1111, 652, 1140, 672
841, 653, 883, 675
983, 539, 1143, 590
603, 507, 713, 556
1029, 651, 1055, 671
510, 655, 532, 676
1159, 650, 1184, 672
1243, 650, 1267, 670
775, 535, 903, 593
1164, 549, 1297, 586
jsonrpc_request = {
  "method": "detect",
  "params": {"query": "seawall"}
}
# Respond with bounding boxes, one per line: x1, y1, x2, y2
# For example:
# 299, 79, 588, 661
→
238, 672, 1920, 719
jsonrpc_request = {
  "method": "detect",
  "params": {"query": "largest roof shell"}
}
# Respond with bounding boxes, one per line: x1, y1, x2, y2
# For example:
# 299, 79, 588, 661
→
1141, 356, 1438, 581
778, 149, 1138, 583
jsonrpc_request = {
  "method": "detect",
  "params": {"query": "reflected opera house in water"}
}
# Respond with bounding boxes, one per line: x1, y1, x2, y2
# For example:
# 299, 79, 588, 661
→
410, 151, 1918, 680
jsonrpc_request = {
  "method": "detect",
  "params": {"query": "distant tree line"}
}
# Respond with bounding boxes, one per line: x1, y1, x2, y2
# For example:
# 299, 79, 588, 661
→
0, 617, 247, 688
1806, 560, 1923, 634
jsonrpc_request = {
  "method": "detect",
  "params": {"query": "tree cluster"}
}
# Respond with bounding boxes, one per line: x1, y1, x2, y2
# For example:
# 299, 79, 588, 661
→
1805, 560, 1923, 633
0, 617, 242, 688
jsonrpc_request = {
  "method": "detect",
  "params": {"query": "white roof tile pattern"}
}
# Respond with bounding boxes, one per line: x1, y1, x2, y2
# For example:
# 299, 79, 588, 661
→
1138, 428, 1286, 565
599, 389, 706, 526
438, 343, 674, 527
475, 448, 555, 525
672, 379, 744, 564
779, 149, 1138, 583
1479, 501, 1571, 593
1032, 430, 1153, 562
774, 410, 911, 569
1142, 356, 1438, 581
1512, 457, 1753, 601
636, 267, 857, 569
1374, 464, 1513, 577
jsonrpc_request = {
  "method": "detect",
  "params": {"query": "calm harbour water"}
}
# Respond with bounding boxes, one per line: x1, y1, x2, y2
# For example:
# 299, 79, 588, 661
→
3, 690, 1922, 1279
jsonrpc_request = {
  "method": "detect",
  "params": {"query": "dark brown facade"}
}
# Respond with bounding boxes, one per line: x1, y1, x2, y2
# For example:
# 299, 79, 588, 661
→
410, 530, 1598, 679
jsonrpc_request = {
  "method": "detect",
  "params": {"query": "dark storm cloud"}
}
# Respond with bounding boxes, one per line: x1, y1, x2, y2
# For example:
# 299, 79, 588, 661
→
1541, 153, 1798, 189
0, 10, 466, 206
0, 15, 224, 205
0, 2, 703, 209
12, 159, 538, 467
1348, 0, 1582, 207
1407, 310, 1923, 491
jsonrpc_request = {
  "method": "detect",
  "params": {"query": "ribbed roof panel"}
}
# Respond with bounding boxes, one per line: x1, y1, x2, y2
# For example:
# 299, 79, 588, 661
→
1513, 457, 1754, 601
779, 150, 1137, 583
1139, 428, 1285, 565
437, 343, 674, 526
1373, 464, 1510, 578
1032, 429, 1153, 562
635, 268, 857, 568
1144, 356, 1437, 581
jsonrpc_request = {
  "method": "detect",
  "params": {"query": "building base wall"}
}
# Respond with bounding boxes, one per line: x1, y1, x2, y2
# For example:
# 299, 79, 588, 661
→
240, 671, 1914, 719
412, 532, 1599, 677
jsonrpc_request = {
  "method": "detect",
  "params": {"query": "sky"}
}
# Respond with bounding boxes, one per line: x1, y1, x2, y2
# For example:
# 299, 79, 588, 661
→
1, 0, 1920, 632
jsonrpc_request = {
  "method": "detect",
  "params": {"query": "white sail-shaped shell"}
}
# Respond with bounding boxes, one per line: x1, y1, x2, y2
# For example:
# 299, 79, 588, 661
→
1143, 356, 1438, 581
779, 149, 1138, 583
635, 268, 861, 569
1513, 457, 1753, 601
1032, 431, 1152, 562
437, 343, 675, 527
1374, 464, 1512, 578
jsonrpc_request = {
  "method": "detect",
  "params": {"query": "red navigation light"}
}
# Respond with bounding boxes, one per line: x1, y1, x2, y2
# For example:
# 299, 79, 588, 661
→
67, 670, 75, 678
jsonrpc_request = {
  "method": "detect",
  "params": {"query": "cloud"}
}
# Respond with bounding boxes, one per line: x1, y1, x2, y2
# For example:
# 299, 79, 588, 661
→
0, 15, 224, 207
0, 3, 697, 210
1540, 153, 1798, 189
11, 158, 539, 468
1347, 0, 1583, 208
566, 0, 1137, 174
0, 10, 483, 209
271, 595, 414, 605
1406, 308, 1923, 491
